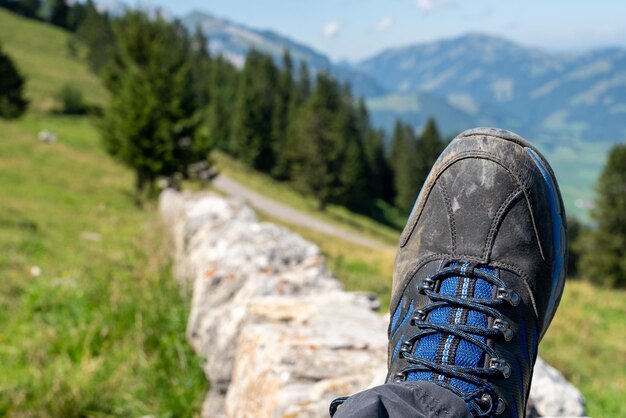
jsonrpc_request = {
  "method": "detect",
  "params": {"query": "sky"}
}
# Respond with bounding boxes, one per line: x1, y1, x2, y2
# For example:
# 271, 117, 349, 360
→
144, 0, 626, 62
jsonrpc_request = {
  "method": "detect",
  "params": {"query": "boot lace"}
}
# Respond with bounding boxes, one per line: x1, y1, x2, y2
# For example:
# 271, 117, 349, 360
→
393, 262, 518, 416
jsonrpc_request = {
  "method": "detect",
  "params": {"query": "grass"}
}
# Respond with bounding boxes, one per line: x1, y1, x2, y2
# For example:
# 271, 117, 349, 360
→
0, 9, 205, 417
0, 8, 108, 112
0, 113, 207, 417
540, 280, 626, 417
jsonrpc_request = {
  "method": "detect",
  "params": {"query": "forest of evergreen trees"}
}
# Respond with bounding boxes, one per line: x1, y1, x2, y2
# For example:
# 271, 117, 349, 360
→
21, 0, 446, 216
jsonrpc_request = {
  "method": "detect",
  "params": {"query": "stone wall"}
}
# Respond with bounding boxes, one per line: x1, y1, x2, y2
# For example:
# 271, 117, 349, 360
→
159, 190, 585, 418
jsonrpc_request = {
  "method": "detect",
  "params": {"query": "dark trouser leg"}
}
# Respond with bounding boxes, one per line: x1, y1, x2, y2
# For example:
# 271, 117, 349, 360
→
331, 382, 473, 418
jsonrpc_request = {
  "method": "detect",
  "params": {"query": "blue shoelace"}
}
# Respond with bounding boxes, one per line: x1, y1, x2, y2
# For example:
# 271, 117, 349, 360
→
393, 262, 519, 416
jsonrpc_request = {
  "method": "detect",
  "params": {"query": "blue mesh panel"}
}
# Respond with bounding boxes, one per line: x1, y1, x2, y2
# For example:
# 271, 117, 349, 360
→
407, 276, 459, 382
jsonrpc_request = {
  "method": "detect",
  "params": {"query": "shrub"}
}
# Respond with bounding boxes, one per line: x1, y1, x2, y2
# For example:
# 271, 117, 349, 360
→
56, 84, 88, 115
0, 43, 28, 119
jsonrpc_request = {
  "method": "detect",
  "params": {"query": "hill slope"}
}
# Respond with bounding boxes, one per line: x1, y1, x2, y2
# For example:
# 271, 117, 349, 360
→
0, 8, 107, 111
0, 10, 205, 416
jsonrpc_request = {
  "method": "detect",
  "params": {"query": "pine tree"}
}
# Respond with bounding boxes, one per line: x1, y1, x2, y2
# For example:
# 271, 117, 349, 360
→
271, 50, 295, 180
334, 84, 369, 210
390, 120, 418, 213
357, 99, 393, 202
232, 50, 277, 172
206, 55, 238, 154
75, 0, 115, 73
297, 60, 311, 100
290, 73, 343, 209
66, 1, 88, 31
98, 12, 205, 196
189, 25, 211, 109
580, 144, 626, 287
0, 44, 28, 119
49, 0, 70, 28
17, 0, 40, 19
415, 117, 445, 190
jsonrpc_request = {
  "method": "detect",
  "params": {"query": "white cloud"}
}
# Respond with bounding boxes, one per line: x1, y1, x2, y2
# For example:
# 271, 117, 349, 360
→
323, 21, 342, 38
416, 0, 450, 12
375, 16, 393, 32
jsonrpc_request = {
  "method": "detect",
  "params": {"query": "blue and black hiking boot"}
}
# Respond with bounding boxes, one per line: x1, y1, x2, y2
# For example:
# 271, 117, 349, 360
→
386, 128, 567, 417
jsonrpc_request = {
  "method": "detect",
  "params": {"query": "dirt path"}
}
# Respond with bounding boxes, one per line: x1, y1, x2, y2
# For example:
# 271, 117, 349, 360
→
213, 174, 389, 250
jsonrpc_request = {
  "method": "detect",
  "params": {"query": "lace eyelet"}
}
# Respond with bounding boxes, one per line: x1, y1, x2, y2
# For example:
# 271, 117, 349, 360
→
492, 319, 514, 341
496, 397, 506, 414
497, 288, 520, 306
476, 393, 506, 415
476, 393, 494, 415
399, 341, 412, 358
489, 357, 512, 378
417, 278, 434, 294
393, 372, 407, 382
410, 309, 427, 325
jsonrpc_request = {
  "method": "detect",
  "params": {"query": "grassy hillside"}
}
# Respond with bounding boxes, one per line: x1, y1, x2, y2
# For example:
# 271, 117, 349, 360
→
0, 11, 205, 416
0, 8, 107, 111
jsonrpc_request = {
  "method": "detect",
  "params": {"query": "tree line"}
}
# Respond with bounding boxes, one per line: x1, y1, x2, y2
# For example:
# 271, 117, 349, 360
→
0, 0, 88, 31
2, 4, 624, 287
60, 5, 447, 215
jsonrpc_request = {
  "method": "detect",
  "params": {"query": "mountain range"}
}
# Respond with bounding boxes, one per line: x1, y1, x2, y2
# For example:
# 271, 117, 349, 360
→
182, 10, 626, 143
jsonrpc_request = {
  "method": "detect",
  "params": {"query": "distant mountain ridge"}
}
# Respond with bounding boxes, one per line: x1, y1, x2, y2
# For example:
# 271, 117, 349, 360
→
181, 11, 387, 97
358, 33, 626, 141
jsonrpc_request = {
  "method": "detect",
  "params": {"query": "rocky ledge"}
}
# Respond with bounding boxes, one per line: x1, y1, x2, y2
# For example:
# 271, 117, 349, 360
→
159, 190, 585, 418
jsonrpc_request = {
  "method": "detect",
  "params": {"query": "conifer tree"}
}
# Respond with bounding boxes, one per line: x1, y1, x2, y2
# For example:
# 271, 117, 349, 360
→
49, 0, 70, 28
17, 0, 40, 19
366, 128, 394, 202
390, 121, 418, 213
75, 0, 115, 73
290, 73, 343, 209
98, 12, 205, 196
580, 144, 626, 287
232, 50, 277, 172
207, 55, 238, 154
357, 99, 393, 202
415, 117, 445, 190
335, 84, 369, 210
0, 44, 28, 119
270, 50, 295, 179
297, 61, 311, 100
189, 25, 211, 109
66, 1, 87, 31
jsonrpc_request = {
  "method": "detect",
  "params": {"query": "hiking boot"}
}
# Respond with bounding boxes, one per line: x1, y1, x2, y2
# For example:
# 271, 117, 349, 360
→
386, 127, 567, 417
